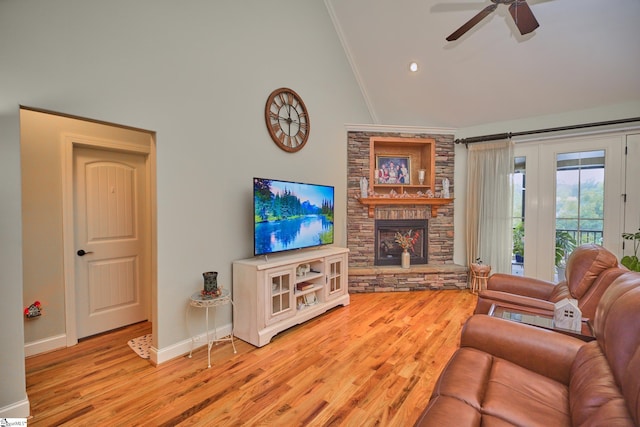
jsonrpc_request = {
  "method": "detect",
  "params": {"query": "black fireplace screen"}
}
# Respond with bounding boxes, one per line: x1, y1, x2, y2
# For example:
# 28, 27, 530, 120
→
375, 219, 428, 266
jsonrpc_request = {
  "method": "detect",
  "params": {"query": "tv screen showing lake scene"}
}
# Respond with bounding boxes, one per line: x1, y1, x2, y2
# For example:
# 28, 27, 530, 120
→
254, 178, 334, 256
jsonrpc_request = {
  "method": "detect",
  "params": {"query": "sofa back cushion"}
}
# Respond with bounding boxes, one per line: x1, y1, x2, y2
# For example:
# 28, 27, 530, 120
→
592, 272, 640, 425
565, 244, 619, 299
576, 267, 627, 320
570, 342, 634, 426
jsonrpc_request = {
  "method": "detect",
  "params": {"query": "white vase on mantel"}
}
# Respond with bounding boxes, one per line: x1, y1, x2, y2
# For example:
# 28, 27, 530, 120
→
401, 249, 410, 269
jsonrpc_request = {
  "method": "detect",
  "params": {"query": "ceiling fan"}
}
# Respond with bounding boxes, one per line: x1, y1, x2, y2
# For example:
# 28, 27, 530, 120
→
446, 0, 539, 41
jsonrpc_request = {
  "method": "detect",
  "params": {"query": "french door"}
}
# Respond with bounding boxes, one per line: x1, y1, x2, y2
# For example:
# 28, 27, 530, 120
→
513, 135, 625, 281
623, 134, 640, 257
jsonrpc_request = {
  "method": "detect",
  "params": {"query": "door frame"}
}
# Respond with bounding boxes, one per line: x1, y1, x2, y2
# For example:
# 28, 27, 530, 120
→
61, 132, 157, 347
515, 133, 625, 281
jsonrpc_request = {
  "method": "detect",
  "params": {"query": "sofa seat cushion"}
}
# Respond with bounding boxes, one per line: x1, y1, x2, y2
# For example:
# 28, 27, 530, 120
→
420, 347, 570, 427
483, 356, 570, 425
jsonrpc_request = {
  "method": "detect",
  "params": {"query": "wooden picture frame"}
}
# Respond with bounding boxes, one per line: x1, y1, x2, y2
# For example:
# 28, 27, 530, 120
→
375, 155, 411, 185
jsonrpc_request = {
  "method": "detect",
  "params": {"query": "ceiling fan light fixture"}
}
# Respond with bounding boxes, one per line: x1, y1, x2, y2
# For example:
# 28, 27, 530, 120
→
445, 0, 540, 41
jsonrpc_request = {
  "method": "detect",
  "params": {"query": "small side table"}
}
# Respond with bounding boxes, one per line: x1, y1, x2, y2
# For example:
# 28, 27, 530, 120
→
187, 288, 237, 368
488, 304, 595, 342
470, 263, 491, 294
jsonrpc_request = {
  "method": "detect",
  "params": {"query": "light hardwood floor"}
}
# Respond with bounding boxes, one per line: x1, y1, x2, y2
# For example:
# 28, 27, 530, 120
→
26, 290, 476, 426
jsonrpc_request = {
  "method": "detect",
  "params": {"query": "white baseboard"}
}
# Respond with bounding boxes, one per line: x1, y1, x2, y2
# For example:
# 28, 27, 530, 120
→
150, 323, 233, 365
0, 396, 30, 418
23, 325, 234, 365
24, 334, 67, 357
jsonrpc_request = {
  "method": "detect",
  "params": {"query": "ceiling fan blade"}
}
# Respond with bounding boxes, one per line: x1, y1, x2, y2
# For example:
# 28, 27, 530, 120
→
509, 1, 540, 35
446, 4, 498, 41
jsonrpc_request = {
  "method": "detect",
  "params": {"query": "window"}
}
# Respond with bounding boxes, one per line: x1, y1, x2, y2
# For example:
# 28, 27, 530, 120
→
555, 150, 604, 278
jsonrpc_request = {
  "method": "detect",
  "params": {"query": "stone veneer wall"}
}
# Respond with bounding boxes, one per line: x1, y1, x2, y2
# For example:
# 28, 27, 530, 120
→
347, 130, 468, 292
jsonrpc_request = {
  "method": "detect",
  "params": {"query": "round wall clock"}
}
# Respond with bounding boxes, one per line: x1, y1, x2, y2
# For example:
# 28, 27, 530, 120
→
265, 87, 310, 153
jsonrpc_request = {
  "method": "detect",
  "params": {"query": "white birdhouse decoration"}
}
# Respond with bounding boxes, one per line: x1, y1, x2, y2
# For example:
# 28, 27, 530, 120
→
554, 298, 582, 332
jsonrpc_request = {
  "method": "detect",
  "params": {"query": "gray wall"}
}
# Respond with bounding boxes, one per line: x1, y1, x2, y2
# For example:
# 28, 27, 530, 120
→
0, 0, 371, 415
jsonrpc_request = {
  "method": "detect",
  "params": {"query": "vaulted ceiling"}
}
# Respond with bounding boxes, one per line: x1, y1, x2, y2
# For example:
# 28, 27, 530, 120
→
326, 0, 640, 129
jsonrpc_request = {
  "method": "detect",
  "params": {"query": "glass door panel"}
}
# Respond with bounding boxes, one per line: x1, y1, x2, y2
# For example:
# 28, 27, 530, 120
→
267, 269, 293, 325
512, 156, 526, 276
555, 150, 605, 280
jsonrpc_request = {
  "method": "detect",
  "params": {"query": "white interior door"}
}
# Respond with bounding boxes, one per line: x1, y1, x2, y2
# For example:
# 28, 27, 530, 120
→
74, 147, 149, 338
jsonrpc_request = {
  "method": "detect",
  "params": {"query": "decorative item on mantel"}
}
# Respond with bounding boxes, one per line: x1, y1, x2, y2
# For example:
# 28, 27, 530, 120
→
359, 177, 368, 199
202, 271, 221, 299
395, 230, 420, 269
442, 178, 450, 198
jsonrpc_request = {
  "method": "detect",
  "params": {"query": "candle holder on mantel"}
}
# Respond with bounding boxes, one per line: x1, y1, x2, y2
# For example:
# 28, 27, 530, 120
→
418, 169, 426, 185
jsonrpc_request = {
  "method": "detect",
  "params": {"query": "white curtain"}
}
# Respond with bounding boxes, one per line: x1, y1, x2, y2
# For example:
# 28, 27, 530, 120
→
466, 140, 514, 275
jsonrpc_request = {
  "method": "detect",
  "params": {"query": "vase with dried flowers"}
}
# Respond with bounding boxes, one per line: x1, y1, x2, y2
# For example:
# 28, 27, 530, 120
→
395, 230, 420, 268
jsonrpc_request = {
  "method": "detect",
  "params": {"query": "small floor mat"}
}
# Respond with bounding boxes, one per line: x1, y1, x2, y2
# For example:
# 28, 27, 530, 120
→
128, 334, 152, 359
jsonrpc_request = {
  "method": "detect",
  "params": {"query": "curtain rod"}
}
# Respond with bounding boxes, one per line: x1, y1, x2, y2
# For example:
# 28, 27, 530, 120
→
454, 117, 640, 147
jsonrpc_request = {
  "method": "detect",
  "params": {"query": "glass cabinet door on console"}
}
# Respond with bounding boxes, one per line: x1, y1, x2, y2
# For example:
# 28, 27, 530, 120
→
325, 255, 345, 300
266, 267, 295, 325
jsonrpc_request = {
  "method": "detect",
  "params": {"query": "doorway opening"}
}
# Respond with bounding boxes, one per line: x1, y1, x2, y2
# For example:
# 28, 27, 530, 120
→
20, 107, 157, 357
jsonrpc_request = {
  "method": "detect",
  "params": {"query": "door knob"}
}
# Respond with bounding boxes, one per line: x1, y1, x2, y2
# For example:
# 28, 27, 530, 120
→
77, 249, 94, 256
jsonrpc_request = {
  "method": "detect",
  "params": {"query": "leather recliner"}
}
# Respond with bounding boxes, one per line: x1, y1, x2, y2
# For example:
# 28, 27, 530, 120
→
415, 271, 640, 426
474, 244, 627, 320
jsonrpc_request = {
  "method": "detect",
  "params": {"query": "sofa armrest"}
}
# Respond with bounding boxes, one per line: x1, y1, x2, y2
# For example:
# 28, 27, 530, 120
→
460, 315, 585, 385
475, 290, 556, 315
487, 273, 556, 299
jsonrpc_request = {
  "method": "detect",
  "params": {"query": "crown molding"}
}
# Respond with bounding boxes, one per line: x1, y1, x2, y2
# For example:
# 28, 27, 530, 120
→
344, 123, 457, 135
324, 0, 379, 124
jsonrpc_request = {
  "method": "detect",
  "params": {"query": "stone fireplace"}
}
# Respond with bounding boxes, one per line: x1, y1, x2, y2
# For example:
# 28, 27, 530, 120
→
346, 130, 468, 292
375, 219, 427, 266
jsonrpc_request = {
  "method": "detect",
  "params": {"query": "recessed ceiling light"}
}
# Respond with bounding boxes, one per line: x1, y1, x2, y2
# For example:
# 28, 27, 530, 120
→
409, 62, 419, 72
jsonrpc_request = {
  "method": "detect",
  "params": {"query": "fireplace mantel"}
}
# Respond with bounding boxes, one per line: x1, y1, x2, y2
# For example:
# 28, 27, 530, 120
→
357, 197, 453, 218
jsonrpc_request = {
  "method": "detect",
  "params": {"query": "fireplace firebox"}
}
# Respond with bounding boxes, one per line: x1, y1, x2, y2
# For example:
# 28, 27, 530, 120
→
374, 219, 428, 266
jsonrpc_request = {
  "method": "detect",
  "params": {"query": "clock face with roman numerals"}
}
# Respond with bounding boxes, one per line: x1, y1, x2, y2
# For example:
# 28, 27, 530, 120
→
265, 87, 309, 153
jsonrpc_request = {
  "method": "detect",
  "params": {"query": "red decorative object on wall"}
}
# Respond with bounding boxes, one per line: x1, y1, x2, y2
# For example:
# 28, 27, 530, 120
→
24, 301, 42, 318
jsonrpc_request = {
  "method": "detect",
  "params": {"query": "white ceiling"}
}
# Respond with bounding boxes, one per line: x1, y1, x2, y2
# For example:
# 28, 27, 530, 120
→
326, 0, 640, 129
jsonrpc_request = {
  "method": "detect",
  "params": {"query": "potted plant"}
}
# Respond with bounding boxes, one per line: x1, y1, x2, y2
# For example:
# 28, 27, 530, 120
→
621, 228, 640, 271
513, 222, 525, 263
555, 230, 577, 280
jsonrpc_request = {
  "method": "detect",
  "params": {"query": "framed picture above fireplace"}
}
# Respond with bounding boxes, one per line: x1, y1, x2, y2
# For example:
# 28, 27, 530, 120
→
375, 155, 411, 185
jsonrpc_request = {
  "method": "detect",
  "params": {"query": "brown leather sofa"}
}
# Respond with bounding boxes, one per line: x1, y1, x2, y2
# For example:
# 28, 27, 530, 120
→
474, 244, 627, 320
414, 271, 640, 426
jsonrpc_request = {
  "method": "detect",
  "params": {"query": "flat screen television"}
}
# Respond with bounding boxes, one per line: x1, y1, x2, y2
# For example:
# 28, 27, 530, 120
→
253, 177, 334, 256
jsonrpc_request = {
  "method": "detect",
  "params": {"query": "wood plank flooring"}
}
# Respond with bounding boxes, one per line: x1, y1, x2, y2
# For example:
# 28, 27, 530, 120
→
25, 290, 476, 426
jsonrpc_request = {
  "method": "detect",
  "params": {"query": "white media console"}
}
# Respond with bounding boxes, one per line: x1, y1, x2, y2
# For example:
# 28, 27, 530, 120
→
232, 246, 349, 347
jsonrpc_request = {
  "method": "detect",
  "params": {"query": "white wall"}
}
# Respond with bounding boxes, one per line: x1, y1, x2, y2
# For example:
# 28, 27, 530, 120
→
455, 101, 640, 141
0, 112, 29, 416
0, 0, 371, 416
